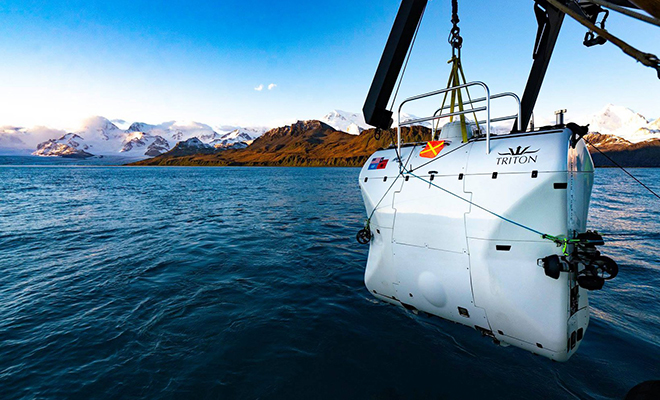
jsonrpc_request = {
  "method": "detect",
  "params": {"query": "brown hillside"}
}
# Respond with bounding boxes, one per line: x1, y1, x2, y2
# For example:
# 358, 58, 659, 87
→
130, 124, 660, 168
585, 133, 660, 167
131, 120, 431, 167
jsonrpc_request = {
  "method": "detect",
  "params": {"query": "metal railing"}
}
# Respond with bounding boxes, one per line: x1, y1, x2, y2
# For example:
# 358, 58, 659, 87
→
396, 81, 521, 156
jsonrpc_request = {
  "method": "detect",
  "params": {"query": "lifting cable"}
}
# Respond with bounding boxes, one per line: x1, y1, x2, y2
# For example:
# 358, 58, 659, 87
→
435, 0, 480, 142
361, 1, 571, 251
582, 136, 660, 200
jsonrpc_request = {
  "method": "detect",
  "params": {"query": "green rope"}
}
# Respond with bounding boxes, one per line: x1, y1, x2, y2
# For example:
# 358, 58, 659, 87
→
542, 235, 582, 256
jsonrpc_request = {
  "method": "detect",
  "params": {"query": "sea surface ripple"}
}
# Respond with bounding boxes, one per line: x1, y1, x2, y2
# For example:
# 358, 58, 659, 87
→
0, 163, 658, 399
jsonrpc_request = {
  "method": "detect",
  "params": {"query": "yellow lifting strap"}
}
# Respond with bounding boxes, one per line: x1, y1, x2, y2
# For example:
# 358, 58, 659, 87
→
436, 56, 481, 143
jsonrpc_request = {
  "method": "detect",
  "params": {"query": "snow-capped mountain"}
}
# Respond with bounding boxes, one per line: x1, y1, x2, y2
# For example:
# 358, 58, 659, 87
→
127, 122, 156, 133
0, 116, 269, 159
321, 109, 432, 135
639, 118, 660, 137
321, 105, 660, 143
164, 137, 219, 157
587, 104, 652, 143
220, 126, 268, 138
121, 131, 171, 157
177, 137, 210, 149
132, 120, 221, 144
321, 110, 369, 135
33, 138, 94, 158
209, 128, 261, 149
31, 117, 138, 158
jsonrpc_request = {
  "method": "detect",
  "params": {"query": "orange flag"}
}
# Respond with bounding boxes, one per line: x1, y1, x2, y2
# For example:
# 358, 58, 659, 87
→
419, 141, 445, 158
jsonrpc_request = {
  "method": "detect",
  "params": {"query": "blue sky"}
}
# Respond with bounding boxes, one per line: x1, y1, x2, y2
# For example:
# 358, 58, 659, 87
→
0, 0, 658, 130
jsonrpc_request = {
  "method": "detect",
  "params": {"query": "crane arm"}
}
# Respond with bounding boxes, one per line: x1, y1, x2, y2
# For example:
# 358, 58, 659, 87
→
362, 0, 428, 130
518, 0, 565, 132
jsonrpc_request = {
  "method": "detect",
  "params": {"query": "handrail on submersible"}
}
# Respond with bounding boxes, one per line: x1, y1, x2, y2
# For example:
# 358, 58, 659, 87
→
396, 81, 522, 161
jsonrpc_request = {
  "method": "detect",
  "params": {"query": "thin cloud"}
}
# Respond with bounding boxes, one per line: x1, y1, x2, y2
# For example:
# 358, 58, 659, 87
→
268, 83, 277, 90
254, 84, 264, 91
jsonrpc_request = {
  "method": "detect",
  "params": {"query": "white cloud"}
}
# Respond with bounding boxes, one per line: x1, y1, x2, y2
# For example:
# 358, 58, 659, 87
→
268, 83, 277, 90
0, 125, 67, 150
254, 84, 264, 91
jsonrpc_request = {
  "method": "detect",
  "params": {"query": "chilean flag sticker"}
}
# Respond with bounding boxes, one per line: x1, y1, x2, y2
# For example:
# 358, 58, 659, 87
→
368, 157, 389, 170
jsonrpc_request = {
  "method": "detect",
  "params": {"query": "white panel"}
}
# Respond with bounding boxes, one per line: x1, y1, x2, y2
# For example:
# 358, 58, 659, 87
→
402, 139, 470, 177
463, 130, 573, 241
358, 148, 408, 230
392, 175, 471, 253
391, 142, 471, 253
468, 238, 570, 352
392, 243, 488, 327
364, 228, 398, 299
464, 171, 568, 241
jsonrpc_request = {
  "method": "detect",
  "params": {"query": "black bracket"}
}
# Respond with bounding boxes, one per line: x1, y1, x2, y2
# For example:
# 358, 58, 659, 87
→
581, 4, 609, 47
567, 122, 590, 148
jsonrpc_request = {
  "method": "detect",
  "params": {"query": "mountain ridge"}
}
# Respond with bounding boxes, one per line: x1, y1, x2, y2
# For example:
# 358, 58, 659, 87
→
11, 117, 268, 159
132, 119, 660, 168
131, 120, 431, 167
1, 105, 658, 164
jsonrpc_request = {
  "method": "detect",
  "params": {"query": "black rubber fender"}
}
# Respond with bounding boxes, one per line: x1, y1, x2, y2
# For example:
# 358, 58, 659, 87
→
542, 255, 562, 279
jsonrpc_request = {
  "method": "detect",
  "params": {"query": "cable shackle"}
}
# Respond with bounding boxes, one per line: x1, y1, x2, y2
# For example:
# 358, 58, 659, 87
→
448, 0, 463, 57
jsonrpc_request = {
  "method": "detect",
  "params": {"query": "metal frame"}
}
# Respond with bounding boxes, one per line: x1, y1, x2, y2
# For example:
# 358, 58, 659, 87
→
396, 81, 522, 159
433, 92, 522, 133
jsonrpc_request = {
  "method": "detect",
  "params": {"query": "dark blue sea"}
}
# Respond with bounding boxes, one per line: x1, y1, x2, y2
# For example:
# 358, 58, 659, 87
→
0, 157, 658, 399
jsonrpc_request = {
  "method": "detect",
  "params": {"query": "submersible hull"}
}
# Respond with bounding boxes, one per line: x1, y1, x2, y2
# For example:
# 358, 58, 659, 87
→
359, 127, 594, 361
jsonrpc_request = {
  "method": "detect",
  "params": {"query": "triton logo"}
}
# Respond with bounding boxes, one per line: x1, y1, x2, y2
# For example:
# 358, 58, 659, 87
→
496, 145, 539, 165
498, 146, 539, 156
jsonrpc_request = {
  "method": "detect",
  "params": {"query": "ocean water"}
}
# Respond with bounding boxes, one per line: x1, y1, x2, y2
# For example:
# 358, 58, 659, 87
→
0, 160, 658, 399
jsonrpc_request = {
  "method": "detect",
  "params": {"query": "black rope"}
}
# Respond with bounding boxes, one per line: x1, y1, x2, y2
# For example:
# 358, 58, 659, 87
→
601, 232, 660, 237
599, 232, 660, 242
389, 5, 427, 112
582, 136, 660, 200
